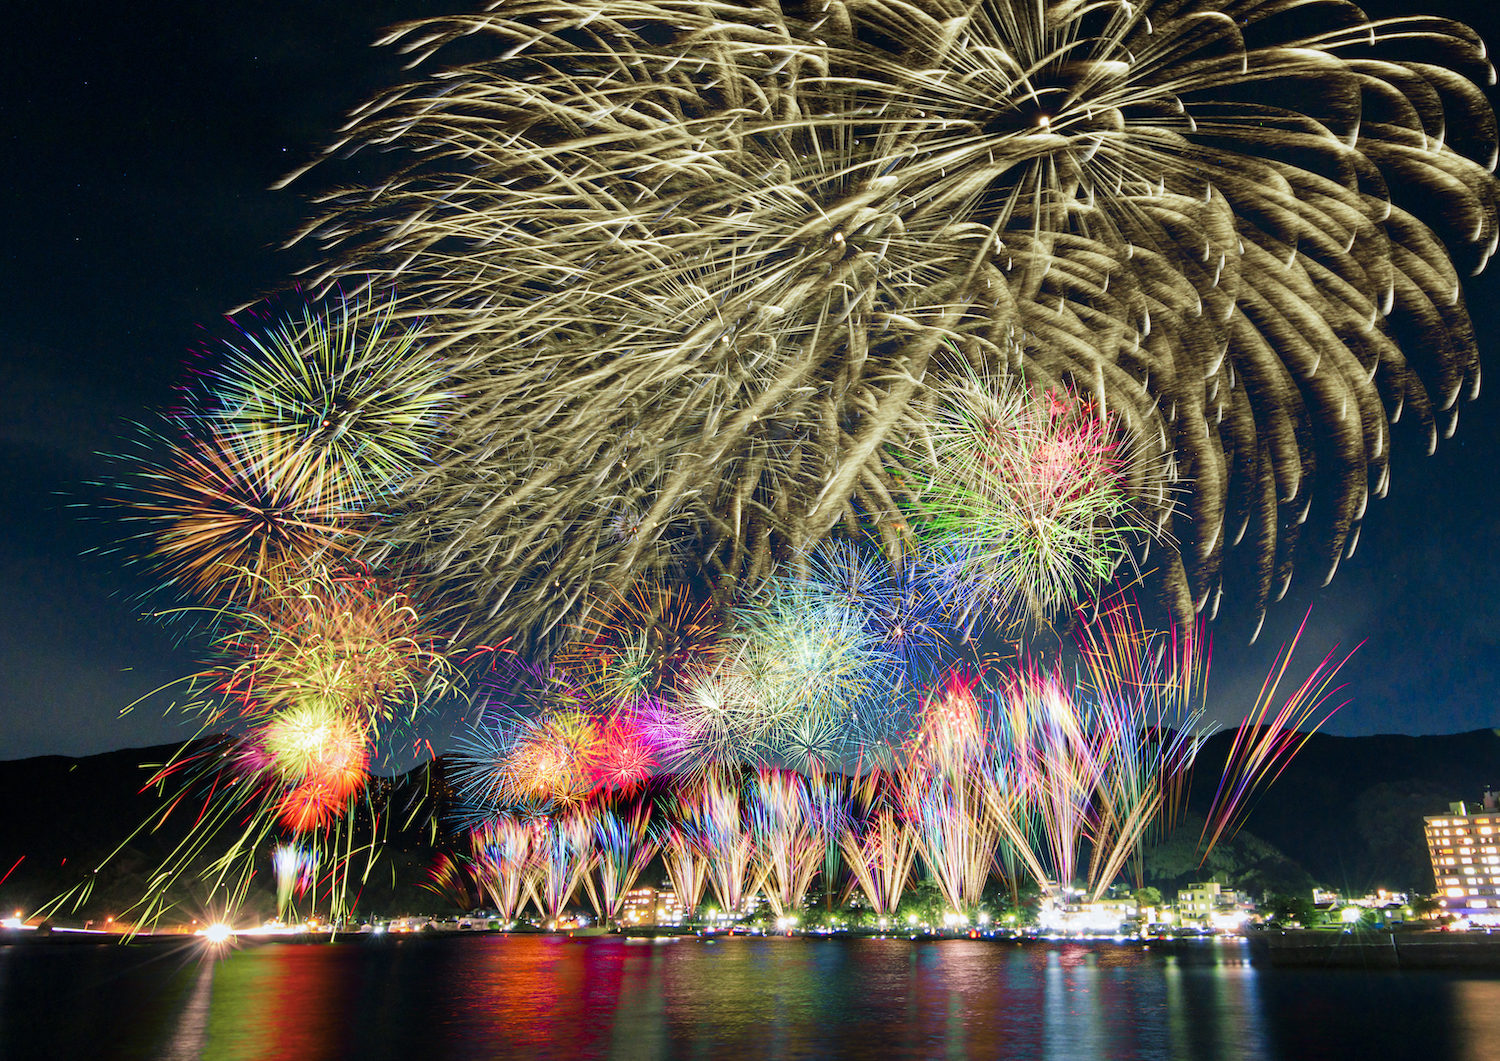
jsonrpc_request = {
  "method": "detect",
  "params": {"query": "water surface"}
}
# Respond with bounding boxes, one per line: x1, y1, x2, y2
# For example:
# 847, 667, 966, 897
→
3, 934, 1498, 1060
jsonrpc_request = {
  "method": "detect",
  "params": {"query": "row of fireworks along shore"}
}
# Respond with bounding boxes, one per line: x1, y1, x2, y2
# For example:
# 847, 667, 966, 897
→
65, 292, 1346, 928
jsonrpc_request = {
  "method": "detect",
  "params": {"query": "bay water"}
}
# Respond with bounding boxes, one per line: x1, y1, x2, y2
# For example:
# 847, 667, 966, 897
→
3, 934, 1498, 1060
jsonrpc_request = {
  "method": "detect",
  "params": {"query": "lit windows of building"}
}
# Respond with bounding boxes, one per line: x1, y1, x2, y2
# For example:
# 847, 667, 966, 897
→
1176, 881, 1220, 924
620, 886, 685, 928
1425, 795, 1500, 925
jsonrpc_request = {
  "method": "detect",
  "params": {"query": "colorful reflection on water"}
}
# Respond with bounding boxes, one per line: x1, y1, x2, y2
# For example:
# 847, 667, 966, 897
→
3, 935, 1500, 1060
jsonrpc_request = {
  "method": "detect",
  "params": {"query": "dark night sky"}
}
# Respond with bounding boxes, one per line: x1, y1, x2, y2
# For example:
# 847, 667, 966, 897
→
3, 0, 1499, 761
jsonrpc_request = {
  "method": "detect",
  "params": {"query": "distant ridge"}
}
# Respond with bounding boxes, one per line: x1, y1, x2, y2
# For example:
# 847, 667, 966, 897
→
0, 740, 441, 922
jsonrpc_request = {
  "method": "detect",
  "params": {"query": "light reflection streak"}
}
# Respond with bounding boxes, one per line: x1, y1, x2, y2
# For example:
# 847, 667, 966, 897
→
13, 937, 1500, 1059
161, 961, 214, 1061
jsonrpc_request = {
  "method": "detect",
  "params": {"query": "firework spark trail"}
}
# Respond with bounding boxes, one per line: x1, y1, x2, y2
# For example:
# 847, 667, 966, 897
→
272, 843, 317, 921
897, 673, 1003, 914
840, 773, 918, 918
657, 818, 710, 922
530, 813, 596, 922
898, 768, 1000, 917
1085, 702, 1166, 898
333, 610, 1346, 931
580, 804, 658, 925
423, 851, 477, 913
803, 767, 852, 912
1199, 615, 1355, 855
688, 769, 762, 918
1074, 598, 1212, 890
748, 770, 824, 920
470, 814, 538, 922
998, 669, 1109, 895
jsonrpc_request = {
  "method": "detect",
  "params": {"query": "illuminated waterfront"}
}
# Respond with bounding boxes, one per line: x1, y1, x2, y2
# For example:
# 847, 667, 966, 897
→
3, 935, 1499, 1060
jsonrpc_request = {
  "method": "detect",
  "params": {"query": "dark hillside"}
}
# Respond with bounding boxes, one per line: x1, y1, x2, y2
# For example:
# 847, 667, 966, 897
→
1183, 728, 1500, 894
0, 742, 444, 923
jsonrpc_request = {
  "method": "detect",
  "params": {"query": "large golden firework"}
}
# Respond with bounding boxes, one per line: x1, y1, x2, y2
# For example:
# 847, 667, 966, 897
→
280, 0, 1496, 637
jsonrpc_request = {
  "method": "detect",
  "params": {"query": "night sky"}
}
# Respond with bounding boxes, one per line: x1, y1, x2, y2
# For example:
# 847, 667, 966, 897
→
4, 0, 1500, 762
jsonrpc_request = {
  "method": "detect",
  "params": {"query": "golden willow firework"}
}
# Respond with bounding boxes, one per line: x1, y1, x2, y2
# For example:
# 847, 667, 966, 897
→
281, 0, 1496, 638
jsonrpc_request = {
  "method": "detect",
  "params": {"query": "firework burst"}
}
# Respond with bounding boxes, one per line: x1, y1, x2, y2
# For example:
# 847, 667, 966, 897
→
274, 0, 1495, 637
272, 843, 317, 921
909, 369, 1141, 630
558, 581, 729, 704
210, 292, 450, 506
840, 773, 918, 919
580, 804, 658, 925
470, 814, 539, 922
213, 566, 457, 739
531, 813, 596, 922
748, 770, 825, 920
123, 426, 359, 605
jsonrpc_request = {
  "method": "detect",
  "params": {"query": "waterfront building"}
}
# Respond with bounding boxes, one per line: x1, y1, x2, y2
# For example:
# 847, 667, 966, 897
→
1175, 882, 1251, 931
1177, 882, 1222, 923
621, 886, 685, 927
1425, 796, 1500, 925
1036, 890, 1139, 934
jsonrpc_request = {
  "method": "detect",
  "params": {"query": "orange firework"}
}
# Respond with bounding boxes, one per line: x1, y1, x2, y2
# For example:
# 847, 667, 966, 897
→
258, 701, 371, 832
589, 714, 658, 795
277, 779, 347, 833
501, 710, 604, 806
558, 581, 728, 705
125, 424, 362, 605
